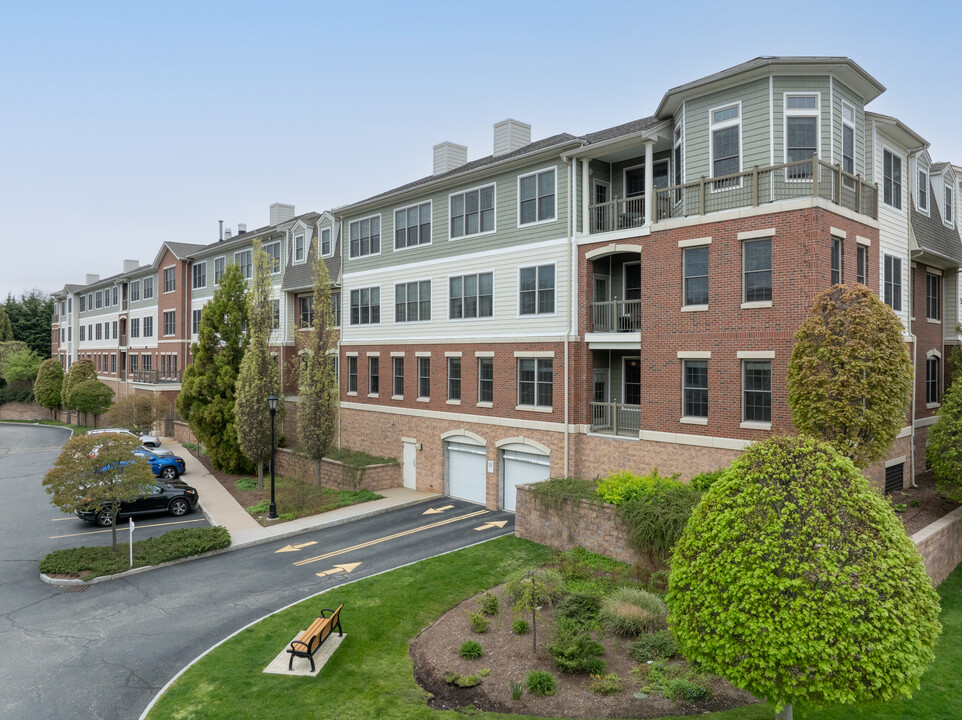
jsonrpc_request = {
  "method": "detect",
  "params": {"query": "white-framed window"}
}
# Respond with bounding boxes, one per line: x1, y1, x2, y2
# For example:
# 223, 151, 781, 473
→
831, 237, 843, 285
395, 280, 431, 322
143, 316, 153, 337
192, 261, 207, 289
478, 357, 493, 403
417, 357, 431, 399
856, 245, 868, 285
112, 287, 118, 306
163, 310, 175, 336
624, 164, 645, 198
883, 255, 902, 311
263, 241, 281, 273
129, 355, 138, 373
709, 102, 741, 188
743, 239, 772, 303
142, 354, 151, 372
270, 299, 280, 330
349, 215, 381, 258
673, 123, 684, 203
926, 272, 941, 321
449, 272, 493, 319
450, 184, 495, 239
321, 227, 332, 257
447, 357, 461, 401
112, 321, 117, 339
918, 166, 929, 213
79, 325, 85, 342
395, 201, 432, 249
95, 291, 102, 309
299, 296, 313, 328
130, 318, 140, 338
683, 360, 708, 419
347, 356, 358, 393
350, 287, 380, 325
368, 356, 379, 395
95, 323, 102, 340
393, 357, 404, 397
841, 101, 855, 187
235, 250, 252, 279
164, 267, 176, 293
519, 264, 555, 315
945, 185, 955, 226
331, 292, 341, 327
518, 168, 556, 225
142, 276, 154, 299
883, 148, 902, 210
518, 358, 553, 408
926, 353, 941, 405
293, 233, 306, 264
192, 308, 202, 334
742, 360, 772, 423
784, 93, 819, 179
683, 246, 709, 306
214, 257, 225, 284
79, 295, 86, 312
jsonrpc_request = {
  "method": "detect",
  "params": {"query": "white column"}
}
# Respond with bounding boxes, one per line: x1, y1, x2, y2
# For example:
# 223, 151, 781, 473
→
582, 157, 590, 236
643, 140, 654, 226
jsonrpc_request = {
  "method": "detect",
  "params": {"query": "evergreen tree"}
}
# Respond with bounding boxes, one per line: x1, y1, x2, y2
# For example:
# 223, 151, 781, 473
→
0, 306, 13, 341
4, 290, 54, 357
176, 262, 251, 473
34, 358, 64, 418
234, 243, 284, 489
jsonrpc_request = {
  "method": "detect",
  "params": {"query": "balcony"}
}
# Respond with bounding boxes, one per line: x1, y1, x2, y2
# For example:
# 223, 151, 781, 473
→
129, 370, 182, 384
590, 298, 641, 333
589, 196, 645, 233
119, 334, 127, 347
590, 402, 640, 437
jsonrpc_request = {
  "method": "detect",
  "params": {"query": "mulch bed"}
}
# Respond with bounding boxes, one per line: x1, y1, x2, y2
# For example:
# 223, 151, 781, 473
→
891, 472, 960, 535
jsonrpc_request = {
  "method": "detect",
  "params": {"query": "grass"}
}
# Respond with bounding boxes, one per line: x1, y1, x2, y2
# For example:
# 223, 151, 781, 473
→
145, 538, 962, 720
242, 475, 382, 523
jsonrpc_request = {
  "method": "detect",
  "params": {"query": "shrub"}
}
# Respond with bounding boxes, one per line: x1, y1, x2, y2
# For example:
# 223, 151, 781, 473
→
479, 592, 499, 616
526, 670, 556, 697
546, 617, 606, 673
619, 484, 702, 559
512, 619, 529, 635
235, 478, 258, 491
628, 630, 678, 662
927, 378, 962, 502
554, 591, 602, 627
599, 587, 667, 636
589, 672, 623, 695
444, 673, 481, 688
466, 611, 489, 633
663, 678, 711, 701
647, 569, 670, 595
479, 668, 490, 678
509, 679, 524, 701
527, 476, 598, 514
504, 568, 563, 605
459, 641, 483, 660
596, 468, 681, 505
689, 468, 727, 491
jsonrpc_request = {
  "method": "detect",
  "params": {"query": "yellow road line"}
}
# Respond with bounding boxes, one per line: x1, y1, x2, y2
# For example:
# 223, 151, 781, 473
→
50, 518, 204, 539
293, 509, 489, 566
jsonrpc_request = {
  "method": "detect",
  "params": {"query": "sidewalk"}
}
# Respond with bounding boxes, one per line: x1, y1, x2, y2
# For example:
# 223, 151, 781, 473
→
166, 438, 441, 549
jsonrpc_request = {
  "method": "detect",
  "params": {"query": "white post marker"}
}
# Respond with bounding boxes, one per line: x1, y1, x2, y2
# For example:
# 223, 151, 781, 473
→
129, 518, 135, 568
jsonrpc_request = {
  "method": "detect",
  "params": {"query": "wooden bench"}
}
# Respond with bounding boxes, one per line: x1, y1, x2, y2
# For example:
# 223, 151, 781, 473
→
287, 604, 344, 672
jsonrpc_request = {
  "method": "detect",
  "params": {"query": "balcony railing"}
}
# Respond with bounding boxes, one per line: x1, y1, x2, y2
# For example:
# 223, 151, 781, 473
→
588, 195, 645, 233
590, 401, 640, 437
590, 298, 641, 333
119, 334, 127, 347
654, 156, 878, 222
129, 370, 182, 384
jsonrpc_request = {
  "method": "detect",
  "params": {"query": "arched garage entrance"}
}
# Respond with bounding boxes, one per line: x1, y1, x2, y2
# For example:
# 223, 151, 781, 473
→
443, 430, 487, 506
497, 438, 551, 512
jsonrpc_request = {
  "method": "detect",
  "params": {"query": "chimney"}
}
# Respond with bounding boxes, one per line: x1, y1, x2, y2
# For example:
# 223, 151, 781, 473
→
270, 203, 295, 225
224, 227, 233, 240
433, 141, 468, 175
85, 274, 100, 284
219, 220, 224, 241
123, 259, 139, 273
493, 119, 531, 156
238, 223, 247, 234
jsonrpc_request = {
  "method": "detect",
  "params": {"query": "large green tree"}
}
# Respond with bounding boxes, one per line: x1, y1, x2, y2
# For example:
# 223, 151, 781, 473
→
106, 393, 168, 434
926, 378, 962, 502
68, 379, 114, 426
2, 347, 44, 383
61, 358, 97, 423
296, 250, 339, 489
787, 284, 912, 468
176, 262, 251, 473
234, 243, 284, 489
668, 436, 941, 719
4, 290, 54, 357
34, 358, 64, 417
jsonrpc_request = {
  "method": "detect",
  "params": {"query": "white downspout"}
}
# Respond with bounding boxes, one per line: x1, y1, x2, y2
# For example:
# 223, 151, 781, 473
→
582, 158, 590, 236
643, 140, 654, 226
563, 156, 574, 478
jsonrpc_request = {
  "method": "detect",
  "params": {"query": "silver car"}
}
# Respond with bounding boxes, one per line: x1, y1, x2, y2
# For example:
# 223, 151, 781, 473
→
87, 428, 162, 448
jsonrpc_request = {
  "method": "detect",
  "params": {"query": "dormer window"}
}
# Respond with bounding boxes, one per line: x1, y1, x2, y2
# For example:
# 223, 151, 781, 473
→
841, 102, 855, 189
918, 167, 928, 212
293, 234, 305, 263
946, 185, 955, 225
785, 94, 818, 179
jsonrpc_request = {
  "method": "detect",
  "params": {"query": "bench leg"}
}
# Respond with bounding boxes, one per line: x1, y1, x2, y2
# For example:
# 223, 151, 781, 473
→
289, 653, 295, 671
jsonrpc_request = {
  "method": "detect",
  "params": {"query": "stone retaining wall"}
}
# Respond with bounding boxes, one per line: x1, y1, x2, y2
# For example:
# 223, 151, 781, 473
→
0, 402, 49, 421
912, 506, 962, 586
273, 448, 400, 492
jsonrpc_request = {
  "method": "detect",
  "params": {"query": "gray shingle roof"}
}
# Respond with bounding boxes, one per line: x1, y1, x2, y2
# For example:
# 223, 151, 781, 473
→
930, 162, 950, 173
165, 242, 207, 259
282, 224, 341, 291
582, 116, 661, 143
911, 182, 962, 264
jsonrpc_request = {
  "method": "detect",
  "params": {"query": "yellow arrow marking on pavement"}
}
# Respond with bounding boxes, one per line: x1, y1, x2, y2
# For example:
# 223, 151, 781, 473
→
475, 520, 508, 531
422, 505, 455, 515
315, 562, 362, 578
293, 509, 489, 567
274, 541, 319, 553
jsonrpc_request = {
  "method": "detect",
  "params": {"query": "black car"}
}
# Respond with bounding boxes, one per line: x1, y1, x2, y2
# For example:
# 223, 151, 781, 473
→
76, 481, 200, 526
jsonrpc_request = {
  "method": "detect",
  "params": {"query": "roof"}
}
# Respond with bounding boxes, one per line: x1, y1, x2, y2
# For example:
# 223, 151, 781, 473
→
930, 162, 950, 173
282, 216, 341, 291
911, 181, 962, 265
581, 116, 661, 144
188, 211, 322, 260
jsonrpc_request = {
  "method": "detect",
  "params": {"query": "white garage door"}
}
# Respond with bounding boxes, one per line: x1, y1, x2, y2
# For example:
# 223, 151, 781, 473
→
502, 449, 550, 512
446, 441, 487, 505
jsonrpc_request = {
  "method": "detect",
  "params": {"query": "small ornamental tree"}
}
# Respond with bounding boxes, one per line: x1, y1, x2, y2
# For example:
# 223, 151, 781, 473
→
787, 284, 913, 468
926, 378, 962, 502
105, 393, 168, 435
667, 436, 941, 718
61, 358, 97, 422
68, 379, 114, 427
296, 249, 339, 489
34, 358, 64, 417
0, 306, 13, 341
43, 433, 155, 552
234, 243, 284, 489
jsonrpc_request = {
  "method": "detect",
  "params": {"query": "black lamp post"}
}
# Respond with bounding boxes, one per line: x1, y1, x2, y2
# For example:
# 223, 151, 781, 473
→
267, 393, 278, 519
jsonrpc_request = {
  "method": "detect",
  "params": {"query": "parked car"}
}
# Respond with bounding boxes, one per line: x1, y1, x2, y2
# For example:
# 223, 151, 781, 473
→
133, 446, 186, 480
87, 428, 162, 448
76, 481, 199, 526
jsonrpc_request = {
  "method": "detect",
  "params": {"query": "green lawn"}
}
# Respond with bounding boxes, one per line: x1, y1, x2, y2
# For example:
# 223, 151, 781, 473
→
146, 537, 962, 720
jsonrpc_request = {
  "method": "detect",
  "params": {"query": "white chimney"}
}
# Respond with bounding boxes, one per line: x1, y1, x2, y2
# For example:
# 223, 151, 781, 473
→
270, 203, 295, 225
224, 227, 233, 239
493, 119, 531, 156
85, 274, 99, 284
123, 259, 139, 273
238, 223, 247, 234
433, 141, 468, 175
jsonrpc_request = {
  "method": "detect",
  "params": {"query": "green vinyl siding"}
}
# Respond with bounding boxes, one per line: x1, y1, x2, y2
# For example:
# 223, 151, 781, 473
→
607, 151, 673, 201
772, 76, 832, 167
127, 274, 158, 312
832, 80, 866, 179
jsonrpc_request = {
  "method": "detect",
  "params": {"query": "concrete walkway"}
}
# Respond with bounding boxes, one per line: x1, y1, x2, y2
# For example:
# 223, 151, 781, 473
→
166, 438, 441, 549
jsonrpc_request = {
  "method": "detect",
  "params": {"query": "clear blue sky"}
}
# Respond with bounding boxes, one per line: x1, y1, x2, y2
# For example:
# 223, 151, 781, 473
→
2, 0, 959, 299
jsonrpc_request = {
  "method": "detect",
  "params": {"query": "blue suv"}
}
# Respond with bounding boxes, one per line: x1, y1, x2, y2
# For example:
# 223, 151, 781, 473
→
133, 447, 187, 480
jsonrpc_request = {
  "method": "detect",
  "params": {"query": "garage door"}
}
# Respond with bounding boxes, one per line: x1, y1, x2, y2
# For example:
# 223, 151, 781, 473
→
446, 441, 487, 505
502, 449, 550, 512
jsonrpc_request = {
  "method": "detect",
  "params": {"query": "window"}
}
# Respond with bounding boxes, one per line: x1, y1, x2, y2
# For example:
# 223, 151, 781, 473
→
129, 355, 138, 373
927, 273, 941, 321
673, 124, 684, 202
743, 361, 771, 423
918, 168, 928, 212
79, 295, 86, 312
519, 169, 556, 224
449, 273, 493, 319
683, 246, 709, 306
192, 262, 207, 289
293, 234, 305, 263
369, 357, 379, 395
625, 166, 644, 197
142, 276, 154, 299
418, 357, 430, 399
130, 318, 140, 338
235, 250, 252, 279
743, 239, 772, 303
350, 287, 380, 325
321, 228, 332, 256
348, 356, 358, 393
331, 292, 341, 326
518, 358, 552, 408
710, 103, 740, 186
393, 357, 404, 397
927, 355, 941, 405
112, 320, 117, 339
395, 202, 431, 249
95, 323, 102, 340
214, 257, 225, 284
884, 255, 902, 311
142, 354, 151, 371
857, 245, 868, 285
164, 267, 176, 293
841, 102, 855, 185
299, 296, 314, 328
883, 149, 902, 209
87, 293, 93, 309
478, 358, 493, 403
80, 325, 85, 342
349, 216, 381, 258
95, 291, 102, 309
450, 184, 495, 238
683, 360, 708, 418
192, 309, 202, 334
946, 185, 955, 225
163, 310, 175, 336
264, 241, 281, 273
785, 94, 818, 179
519, 265, 555, 315
270, 299, 280, 330
143, 316, 153, 337
448, 358, 461, 400
395, 280, 431, 322
111, 354, 116, 373
831, 237, 842, 285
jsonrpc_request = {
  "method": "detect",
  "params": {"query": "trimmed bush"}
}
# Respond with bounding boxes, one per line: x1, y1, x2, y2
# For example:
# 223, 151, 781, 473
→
526, 670, 556, 697
459, 641, 483, 660
546, 618, 606, 673
512, 619, 529, 635
478, 592, 499, 616
600, 587, 667, 636
554, 591, 602, 627
689, 468, 727, 491
466, 611, 489, 633
596, 468, 681, 505
628, 630, 678, 661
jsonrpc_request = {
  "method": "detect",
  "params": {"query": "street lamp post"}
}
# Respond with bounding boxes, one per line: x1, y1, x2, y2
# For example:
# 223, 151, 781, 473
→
267, 393, 278, 519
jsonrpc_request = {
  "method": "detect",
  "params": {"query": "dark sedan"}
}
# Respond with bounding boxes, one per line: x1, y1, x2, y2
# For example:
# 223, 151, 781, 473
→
76, 481, 200, 526
133, 446, 186, 480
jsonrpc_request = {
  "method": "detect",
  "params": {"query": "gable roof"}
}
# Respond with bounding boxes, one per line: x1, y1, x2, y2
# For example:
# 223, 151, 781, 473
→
911, 180, 962, 265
